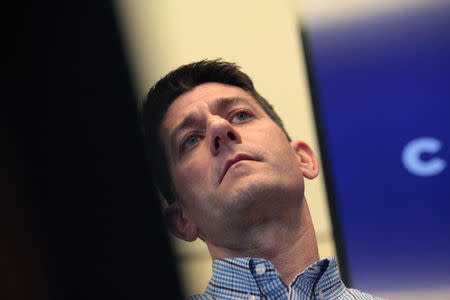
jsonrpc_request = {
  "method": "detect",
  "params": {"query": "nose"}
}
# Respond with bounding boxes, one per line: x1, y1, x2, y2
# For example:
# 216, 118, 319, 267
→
207, 116, 242, 156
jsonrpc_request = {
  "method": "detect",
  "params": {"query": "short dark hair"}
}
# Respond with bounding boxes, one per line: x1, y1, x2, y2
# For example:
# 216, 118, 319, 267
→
142, 59, 290, 204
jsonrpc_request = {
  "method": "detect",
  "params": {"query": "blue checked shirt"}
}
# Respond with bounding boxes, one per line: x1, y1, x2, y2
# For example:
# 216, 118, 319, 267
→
189, 256, 386, 300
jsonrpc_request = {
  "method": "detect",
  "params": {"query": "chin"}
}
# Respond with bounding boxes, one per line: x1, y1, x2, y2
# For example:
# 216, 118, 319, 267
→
224, 174, 291, 208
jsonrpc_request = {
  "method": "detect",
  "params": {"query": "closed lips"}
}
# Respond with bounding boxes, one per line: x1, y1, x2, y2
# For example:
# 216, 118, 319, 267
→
220, 153, 256, 183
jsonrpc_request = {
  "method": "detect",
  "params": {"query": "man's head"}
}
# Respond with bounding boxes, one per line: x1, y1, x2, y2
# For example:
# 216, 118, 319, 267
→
142, 60, 318, 247
143, 60, 290, 204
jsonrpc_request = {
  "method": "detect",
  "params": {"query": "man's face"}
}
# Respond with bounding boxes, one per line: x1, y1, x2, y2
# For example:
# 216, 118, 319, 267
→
160, 83, 307, 246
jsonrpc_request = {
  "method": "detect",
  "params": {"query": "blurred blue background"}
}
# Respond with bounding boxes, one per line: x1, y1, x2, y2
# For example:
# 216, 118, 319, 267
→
306, 2, 450, 293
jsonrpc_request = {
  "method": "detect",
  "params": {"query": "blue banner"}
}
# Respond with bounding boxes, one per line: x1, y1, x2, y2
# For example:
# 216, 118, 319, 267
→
306, 3, 450, 293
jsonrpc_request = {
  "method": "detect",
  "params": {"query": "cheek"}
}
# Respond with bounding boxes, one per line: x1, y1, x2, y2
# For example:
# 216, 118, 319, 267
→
255, 126, 291, 155
258, 126, 300, 172
172, 159, 212, 200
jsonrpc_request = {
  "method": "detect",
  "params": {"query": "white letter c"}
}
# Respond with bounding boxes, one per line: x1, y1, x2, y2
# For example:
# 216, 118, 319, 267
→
401, 137, 446, 177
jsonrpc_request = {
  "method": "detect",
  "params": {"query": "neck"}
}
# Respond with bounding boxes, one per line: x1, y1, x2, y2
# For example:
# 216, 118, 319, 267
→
206, 197, 319, 285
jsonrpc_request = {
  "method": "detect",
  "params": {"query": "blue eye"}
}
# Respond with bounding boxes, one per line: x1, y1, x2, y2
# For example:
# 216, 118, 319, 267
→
182, 135, 200, 151
233, 111, 250, 122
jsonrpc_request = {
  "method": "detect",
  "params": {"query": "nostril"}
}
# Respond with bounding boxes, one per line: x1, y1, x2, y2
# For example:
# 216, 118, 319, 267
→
215, 137, 220, 149
228, 131, 236, 140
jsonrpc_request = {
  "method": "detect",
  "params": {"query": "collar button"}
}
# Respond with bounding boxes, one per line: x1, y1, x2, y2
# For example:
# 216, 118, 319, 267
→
255, 263, 266, 275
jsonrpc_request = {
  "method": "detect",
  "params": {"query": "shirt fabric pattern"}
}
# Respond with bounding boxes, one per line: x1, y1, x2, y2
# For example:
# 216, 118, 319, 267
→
189, 256, 387, 300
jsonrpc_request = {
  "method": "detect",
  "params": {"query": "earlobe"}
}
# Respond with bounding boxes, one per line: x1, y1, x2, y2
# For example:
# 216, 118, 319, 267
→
290, 140, 319, 179
165, 202, 199, 242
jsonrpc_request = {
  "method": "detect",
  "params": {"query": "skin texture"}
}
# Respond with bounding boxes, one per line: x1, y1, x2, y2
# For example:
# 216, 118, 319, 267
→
160, 82, 320, 285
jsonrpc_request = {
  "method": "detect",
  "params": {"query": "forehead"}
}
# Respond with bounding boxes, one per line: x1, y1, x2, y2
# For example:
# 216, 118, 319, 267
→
160, 82, 260, 135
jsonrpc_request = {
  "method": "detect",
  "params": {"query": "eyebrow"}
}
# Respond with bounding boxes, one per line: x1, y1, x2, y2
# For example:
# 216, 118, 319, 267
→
169, 97, 254, 151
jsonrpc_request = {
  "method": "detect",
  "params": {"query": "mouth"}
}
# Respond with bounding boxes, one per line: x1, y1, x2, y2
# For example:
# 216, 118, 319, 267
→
219, 153, 257, 184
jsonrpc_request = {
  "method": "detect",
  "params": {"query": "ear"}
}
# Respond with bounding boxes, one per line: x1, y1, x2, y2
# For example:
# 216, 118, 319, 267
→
165, 201, 199, 242
290, 140, 319, 179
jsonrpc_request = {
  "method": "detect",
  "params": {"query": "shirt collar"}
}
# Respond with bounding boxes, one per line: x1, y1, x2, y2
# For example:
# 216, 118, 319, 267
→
205, 256, 346, 299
